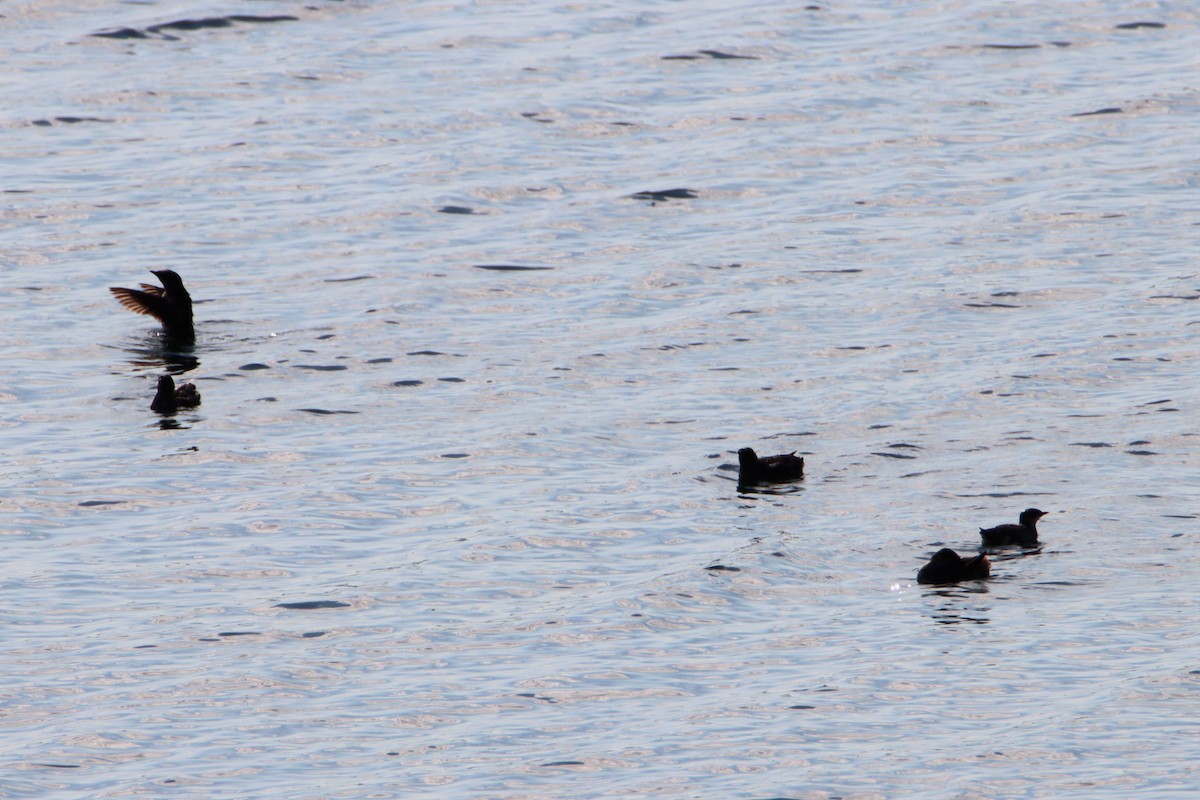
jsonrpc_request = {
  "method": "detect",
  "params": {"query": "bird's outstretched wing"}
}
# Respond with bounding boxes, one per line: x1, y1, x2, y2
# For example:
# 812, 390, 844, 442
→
110, 287, 170, 322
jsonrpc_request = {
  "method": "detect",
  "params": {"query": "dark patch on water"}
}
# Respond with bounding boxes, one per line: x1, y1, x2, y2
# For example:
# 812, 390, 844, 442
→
298, 408, 360, 415
540, 760, 585, 767
517, 692, 558, 703
1115, 21, 1165, 29
275, 600, 351, 610
1129, 440, 1151, 445
930, 611, 991, 624
324, 275, 375, 282
628, 188, 698, 201
218, 631, 263, 637
439, 205, 479, 214
302, 631, 327, 638
473, 264, 554, 271
295, 364, 347, 371
964, 301, 1020, 308
438, 377, 465, 383
34, 764, 81, 769
699, 49, 759, 59
90, 27, 149, 39
800, 268, 863, 274
983, 43, 1041, 49
1125, 449, 1156, 456
155, 16, 296, 33
78, 500, 124, 507
31, 116, 114, 126
873, 451, 916, 459
1072, 107, 1123, 117
1071, 442, 1112, 447
737, 484, 802, 496
366, 357, 393, 364
92, 15, 298, 40
705, 564, 741, 572
662, 50, 758, 60
393, 380, 423, 387
441, 453, 470, 459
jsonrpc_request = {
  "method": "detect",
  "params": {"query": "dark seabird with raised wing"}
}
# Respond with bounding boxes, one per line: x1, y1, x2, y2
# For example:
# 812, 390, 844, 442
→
110, 269, 195, 344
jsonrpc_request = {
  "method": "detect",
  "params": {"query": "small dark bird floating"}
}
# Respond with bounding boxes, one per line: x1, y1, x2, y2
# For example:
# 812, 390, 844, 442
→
917, 548, 991, 585
151, 375, 201, 414
737, 447, 805, 485
110, 269, 195, 344
979, 508, 1047, 547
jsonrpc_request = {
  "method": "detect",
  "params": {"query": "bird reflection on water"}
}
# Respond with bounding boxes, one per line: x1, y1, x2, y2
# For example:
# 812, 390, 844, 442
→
922, 584, 992, 626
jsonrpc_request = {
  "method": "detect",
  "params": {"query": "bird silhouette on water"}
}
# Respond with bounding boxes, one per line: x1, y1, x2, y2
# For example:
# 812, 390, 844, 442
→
917, 549, 991, 585
151, 375, 201, 414
110, 269, 195, 344
979, 508, 1047, 547
737, 447, 805, 485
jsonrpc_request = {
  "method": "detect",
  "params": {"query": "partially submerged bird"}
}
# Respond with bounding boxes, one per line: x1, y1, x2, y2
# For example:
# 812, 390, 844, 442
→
110, 269, 195, 344
737, 447, 805, 485
917, 548, 991, 585
979, 508, 1047, 547
150, 375, 201, 414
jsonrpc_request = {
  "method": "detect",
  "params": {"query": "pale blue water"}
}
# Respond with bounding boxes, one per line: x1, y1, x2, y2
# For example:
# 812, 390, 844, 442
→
2, 1, 1198, 798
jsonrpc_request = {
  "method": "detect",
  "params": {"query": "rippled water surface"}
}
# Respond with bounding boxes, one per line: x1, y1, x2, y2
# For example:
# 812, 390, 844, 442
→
2, 1, 1198, 798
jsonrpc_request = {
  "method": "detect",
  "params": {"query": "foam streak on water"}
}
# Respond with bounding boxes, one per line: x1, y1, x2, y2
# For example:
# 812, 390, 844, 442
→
1, 1, 1198, 798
